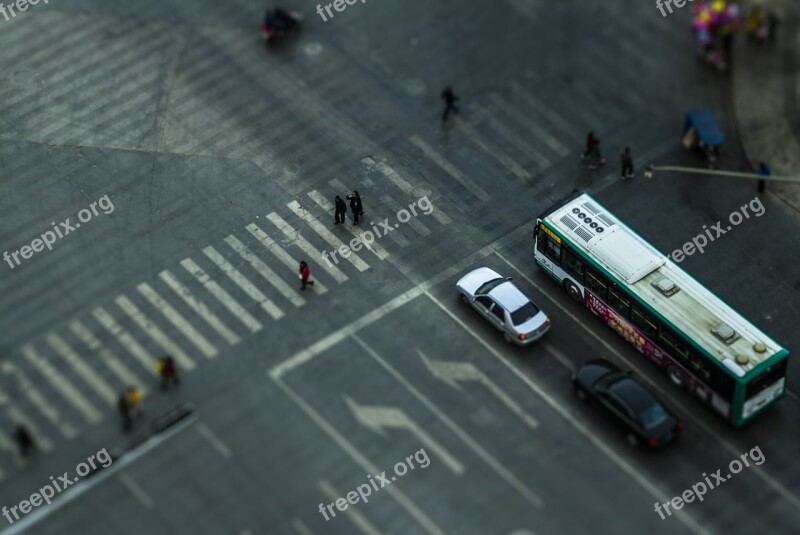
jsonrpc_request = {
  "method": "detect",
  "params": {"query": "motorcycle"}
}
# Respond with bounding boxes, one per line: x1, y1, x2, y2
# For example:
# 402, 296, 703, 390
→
260, 8, 303, 43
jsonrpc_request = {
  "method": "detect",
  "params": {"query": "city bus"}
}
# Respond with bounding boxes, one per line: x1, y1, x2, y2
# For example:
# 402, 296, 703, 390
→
533, 192, 789, 426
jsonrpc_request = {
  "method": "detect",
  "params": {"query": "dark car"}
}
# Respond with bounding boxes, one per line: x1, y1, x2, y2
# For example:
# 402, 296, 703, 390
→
572, 359, 683, 448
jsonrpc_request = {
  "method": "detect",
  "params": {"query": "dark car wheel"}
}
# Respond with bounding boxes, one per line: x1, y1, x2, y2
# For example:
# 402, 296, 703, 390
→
575, 386, 588, 401
666, 365, 686, 389
564, 280, 582, 303
626, 432, 640, 448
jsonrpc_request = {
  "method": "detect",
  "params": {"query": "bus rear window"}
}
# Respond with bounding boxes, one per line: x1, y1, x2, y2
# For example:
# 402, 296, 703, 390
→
745, 359, 788, 398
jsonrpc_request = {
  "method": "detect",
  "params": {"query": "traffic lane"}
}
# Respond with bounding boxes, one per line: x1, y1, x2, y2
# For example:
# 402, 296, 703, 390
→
487, 239, 800, 530
279, 296, 700, 535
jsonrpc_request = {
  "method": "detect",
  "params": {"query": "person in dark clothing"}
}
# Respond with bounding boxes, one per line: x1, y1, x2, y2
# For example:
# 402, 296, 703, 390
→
117, 394, 132, 432
347, 191, 363, 225
158, 356, 180, 390
621, 147, 634, 179
441, 86, 459, 122
14, 425, 35, 459
582, 132, 598, 159
588, 139, 605, 169
299, 260, 314, 290
756, 161, 771, 192
334, 195, 347, 224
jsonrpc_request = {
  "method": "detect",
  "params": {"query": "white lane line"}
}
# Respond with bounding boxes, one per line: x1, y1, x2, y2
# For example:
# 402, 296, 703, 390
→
0, 388, 54, 452
487, 94, 571, 157
318, 479, 382, 535
306, 191, 391, 261
93, 307, 158, 376
273, 379, 444, 535
469, 103, 552, 170
245, 223, 329, 294
422, 289, 709, 535
224, 235, 306, 307
69, 320, 147, 391
287, 200, 371, 272
0, 361, 78, 439
364, 157, 452, 225
355, 336, 542, 509
202, 245, 285, 320
408, 135, 492, 202
137, 283, 218, 358
181, 258, 263, 333
453, 121, 532, 181
265, 213, 349, 284
45, 333, 117, 404
119, 473, 154, 509
290, 518, 315, 535
196, 422, 233, 459
22, 344, 103, 424
492, 249, 800, 514
380, 195, 430, 237
159, 270, 242, 346
116, 295, 196, 371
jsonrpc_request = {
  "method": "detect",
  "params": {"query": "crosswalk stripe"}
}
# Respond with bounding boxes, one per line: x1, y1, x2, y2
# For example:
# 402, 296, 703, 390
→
469, 103, 552, 170
137, 283, 218, 358
408, 135, 492, 201
264, 213, 349, 284
363, 157, 453, 225
159, 270, 242, 345
509, 81, 585, 144
0, 391, 54, 452
306, 190, 391, 261
93, 307, 159, 376
180, 258, 264, 332
69, 320, 147, 394
286, 200, 371, 272
45, 333, 118, 405
379, 195, 431, 237
0, 361, 78, 439
487, 94, 571, 157
449, 121, 532, 181
116, 296, 197, 371
245, 223, 330, 294
224, 235, 306, 308
22, 344, 103, 424
202, 246, 285, 320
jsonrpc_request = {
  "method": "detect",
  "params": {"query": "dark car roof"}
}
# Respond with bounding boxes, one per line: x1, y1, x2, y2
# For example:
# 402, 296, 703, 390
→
607, 377, 661, 414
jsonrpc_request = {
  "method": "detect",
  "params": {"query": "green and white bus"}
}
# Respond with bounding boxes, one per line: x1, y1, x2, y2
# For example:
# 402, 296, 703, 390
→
533, 192, 789, 426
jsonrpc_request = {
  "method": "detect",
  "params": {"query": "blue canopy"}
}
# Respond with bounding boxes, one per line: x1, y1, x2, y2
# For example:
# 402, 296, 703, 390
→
684, 107, 725, 146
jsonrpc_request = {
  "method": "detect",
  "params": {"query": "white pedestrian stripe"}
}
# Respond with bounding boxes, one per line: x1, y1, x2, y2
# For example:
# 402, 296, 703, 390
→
0, 394, 54, 453
245, 223, 329, 294
408, 135, 492, 202
1, 361, 78, 439
137, 283, 218, 358
380, 194, 431, 237
69, 320, 147, 393
93, 307, 159, 376
454, 120, 532, 180
224, 235, 306, 308
286, 200, 371, 271
45, 333, 118, 405
181, 258, 264, 332
202, 246, 285, 321
509, 80, 585, 142
363, 157, 452, 224
327, 180, 412, 247
265, 213, 349, 284
22, 344, 103, 424
469, 103, 552, 170
115, 295, 197, 371
159, 270, 242, 345
487, 94, 571, 157
306, 191, 391, 261
318, 480, 382, 535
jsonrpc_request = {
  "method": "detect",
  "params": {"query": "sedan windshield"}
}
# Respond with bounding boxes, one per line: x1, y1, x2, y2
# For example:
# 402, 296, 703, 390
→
639, 403, 669, 430
510, 302, 540, 325
476, 277, 506, 295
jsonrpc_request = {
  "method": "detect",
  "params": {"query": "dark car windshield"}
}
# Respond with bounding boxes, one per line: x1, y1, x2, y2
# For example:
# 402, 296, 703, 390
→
638, 403, 669, 430
510, 302, 540, 325
476, 277, 506, 295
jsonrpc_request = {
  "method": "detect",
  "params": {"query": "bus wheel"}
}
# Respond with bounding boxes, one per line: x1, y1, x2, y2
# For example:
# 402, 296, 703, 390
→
666, 365, 686, 389
564, 281, 582, 303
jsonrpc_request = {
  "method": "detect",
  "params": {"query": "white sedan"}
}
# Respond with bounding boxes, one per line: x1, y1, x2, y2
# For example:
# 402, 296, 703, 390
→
456, 267, 551, 346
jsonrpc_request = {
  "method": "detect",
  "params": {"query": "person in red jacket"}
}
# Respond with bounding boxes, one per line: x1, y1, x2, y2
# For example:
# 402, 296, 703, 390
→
299, 260, 314, 290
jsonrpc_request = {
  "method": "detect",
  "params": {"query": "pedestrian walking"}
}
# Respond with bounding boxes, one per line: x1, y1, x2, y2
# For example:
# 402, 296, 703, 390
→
441, 85, 459, 122
157, 356, 180, 390
621, 147, 634, 179
117, 394, 132, 432
334, 195, 347, 224
13, 424, 35, 459
347, 191, 363, 225
756, 161, 770, 192
299, 260, 314, 290
127, 386, 143, 418
582, 131, 598, 159
588, 139, 605, 170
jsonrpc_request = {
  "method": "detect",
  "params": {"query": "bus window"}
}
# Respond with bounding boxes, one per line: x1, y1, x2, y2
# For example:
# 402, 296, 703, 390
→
543, 236, 561, 264
707, 364, 735, 400
631, 305, 659, 339
745, 359, 787, 398
562, 247, 586, 283
690, 354, 711, 380
658, 329, 689, 363
608, 287, 631, 318
585, 268, 608, 300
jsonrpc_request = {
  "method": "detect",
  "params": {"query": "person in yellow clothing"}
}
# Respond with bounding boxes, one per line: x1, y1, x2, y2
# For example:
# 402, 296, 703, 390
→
126, 386, 143, 418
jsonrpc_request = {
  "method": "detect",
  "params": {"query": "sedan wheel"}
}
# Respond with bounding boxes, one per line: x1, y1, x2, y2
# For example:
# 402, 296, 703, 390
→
564, 281, 582, 304
626, 432, 639, 448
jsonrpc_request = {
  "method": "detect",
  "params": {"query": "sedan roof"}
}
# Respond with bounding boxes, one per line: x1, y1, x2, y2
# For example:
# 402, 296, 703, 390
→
607, 377, 660, 414
488, 282, 529, 311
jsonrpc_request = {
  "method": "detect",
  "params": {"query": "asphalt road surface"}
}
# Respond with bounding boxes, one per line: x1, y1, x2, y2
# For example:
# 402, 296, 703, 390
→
0, 1, 798, 534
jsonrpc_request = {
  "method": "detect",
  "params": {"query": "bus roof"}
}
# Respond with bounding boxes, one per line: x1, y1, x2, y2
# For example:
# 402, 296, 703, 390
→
543, 193, 784, 376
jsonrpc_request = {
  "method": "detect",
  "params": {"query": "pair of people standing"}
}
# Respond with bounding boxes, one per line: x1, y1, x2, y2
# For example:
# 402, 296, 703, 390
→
334, 191, 363, 225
